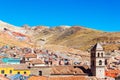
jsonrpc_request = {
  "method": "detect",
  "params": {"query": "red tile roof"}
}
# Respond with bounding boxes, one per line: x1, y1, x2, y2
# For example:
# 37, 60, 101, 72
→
105, 69, 120, 78
49, 76, 87, 80
28, 76, 47, 80
28, 76, 87, 80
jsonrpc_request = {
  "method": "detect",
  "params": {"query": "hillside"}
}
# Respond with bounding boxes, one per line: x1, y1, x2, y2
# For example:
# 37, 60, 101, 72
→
0, 31, 30, 47
0, 20, 120, 52
32, 26, 120, 51
0, 20, 31, 47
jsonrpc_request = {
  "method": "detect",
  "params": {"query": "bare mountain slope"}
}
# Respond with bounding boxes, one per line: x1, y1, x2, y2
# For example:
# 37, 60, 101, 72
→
32, 26, 120, 51
0, 20, 31, 47
0, 31, 30, 47
0, 20, 120, 51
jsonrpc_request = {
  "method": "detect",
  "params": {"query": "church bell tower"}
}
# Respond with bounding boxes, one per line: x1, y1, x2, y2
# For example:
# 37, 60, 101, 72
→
91, 43, 105, 79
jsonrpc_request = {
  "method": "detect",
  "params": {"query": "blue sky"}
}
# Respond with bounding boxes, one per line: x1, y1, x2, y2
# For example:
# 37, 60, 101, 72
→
0, 0, 120, 32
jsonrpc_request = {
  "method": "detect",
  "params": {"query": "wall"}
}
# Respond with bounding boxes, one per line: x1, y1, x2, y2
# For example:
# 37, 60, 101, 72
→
30, 67, 52, 76
0, 68, 30, 75
0, 68, 14, 74
13, 70, 30, 75
96, 67, 105, 78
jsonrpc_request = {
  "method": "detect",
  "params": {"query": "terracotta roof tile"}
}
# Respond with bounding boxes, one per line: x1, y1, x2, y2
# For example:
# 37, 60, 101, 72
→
49, 76, 87, 80
0, 64, 29, 70
105, 69, 120, 78
24, 53, 37, 58
28, 76, 47, 80
28, 76, 87, 80
30, 59, 44, 64
51, 66, 84, 74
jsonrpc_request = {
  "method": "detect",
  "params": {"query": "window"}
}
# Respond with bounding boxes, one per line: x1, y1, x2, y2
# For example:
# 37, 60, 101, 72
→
27, 58, 29, 60
17, 72, 20, 74
32, 64, 34, 66
101, 53, 103, 57
24, 72, 26, 74
1, 70, 4, 74
105, 59, 107, 65
99, 60, 102, 65
29, 63, 30, 65
39, 71, 42, 76
4, 74, 7, 77
98, 53, 100, 57
10, 70, 12, 74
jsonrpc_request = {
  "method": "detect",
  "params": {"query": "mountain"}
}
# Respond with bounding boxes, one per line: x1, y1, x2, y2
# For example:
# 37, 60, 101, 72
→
31, 26, 120, 51
0, 20, 120, 52
0, 20, 29, 34
0, 20, 30, 47
0, 20, 21, 32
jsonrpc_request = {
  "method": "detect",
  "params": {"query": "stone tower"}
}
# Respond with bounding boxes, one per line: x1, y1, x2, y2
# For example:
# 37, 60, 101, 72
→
91, 43, 105, 79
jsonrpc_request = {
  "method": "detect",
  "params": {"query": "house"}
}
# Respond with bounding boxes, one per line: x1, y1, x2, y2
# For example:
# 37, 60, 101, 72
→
29, 66, 51, 76
0, 67, 30, 76
29, 59, 45, 67
22, 53, 37, 63
0, 64, 30, 76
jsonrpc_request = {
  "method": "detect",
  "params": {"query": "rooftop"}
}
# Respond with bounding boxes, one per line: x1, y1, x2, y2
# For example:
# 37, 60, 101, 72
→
28, 76, 88, 80
0, 64, 29, 70
28, 76, 47, 80
24, 53, 37, 58
51, 66, 85, 75
91, 43, 103, 51
105, 69, 120, 78
30, 59, 44, 64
